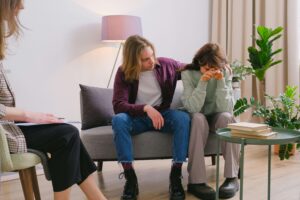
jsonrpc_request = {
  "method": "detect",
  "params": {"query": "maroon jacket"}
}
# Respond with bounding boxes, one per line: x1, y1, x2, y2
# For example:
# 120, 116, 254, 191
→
112, 57, 184, 117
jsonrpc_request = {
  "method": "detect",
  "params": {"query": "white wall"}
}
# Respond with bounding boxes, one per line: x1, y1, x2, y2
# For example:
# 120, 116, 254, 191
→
3, 0, 210, 121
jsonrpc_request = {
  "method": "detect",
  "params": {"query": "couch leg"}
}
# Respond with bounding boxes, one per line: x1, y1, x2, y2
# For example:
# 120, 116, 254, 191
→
211, 155, 216, 165
97, 161, 103, 172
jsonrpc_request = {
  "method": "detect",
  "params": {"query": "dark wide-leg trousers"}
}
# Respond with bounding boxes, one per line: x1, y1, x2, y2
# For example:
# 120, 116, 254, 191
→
19, 123, 96, 192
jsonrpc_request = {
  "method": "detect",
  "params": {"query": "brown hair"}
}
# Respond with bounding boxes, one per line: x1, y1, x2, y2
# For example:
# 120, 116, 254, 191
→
0, 0, 23, 60
184, 43, 228, 71
121, 35, 157, 82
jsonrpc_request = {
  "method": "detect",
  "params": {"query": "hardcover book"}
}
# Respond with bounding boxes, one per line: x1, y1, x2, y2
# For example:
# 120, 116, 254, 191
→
231, 127, 272, 135
228, 122, 269, 131
231, 131, 277, 139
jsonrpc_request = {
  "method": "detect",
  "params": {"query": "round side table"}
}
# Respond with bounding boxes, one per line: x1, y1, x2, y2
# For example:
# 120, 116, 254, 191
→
215, 127, 300, 200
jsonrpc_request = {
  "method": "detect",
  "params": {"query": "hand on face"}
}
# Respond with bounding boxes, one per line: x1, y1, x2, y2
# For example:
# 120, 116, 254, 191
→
200, 70, 214, 81
200, 66, 223, 81
214, 70, 223, 80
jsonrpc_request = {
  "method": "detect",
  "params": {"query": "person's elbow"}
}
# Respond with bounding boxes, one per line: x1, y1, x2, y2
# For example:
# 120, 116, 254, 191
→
182, 102, 199, 114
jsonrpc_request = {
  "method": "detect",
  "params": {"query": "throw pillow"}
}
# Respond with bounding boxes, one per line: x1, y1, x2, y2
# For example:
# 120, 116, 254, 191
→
79, 84, 114, 130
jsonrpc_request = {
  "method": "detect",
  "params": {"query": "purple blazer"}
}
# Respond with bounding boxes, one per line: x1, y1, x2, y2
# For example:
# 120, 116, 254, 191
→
112, 57, 184, 117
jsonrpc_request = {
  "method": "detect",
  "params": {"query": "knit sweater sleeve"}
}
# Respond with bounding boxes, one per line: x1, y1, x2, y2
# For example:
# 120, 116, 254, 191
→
215, 69, 234, 113
181, 70, 207, 113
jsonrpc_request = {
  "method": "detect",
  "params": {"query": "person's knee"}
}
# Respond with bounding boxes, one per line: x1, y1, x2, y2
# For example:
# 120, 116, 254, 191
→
180, 111, 190, 123
112, 113, 131, 133
217, 112, 235, 124
172, 110, 190, 125
57, 124, 80, 146
112, 113, 130, 125
192, 113, 206, 122
169, 111, 190, 137
191, 113, 208, 128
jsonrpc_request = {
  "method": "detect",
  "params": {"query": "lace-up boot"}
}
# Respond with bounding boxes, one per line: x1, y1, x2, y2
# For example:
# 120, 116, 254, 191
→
120, 168, 139, 200
169, 166, 185, 200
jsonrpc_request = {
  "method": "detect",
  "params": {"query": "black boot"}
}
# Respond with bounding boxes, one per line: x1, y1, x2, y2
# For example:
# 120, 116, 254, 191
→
187, 183, 216, 200
120, 169, 139, 200
219, 177, 239, 199
169, 166, 185, 200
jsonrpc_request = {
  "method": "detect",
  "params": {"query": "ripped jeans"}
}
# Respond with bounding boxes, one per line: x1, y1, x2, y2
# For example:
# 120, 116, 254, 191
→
112, 109, 190, 163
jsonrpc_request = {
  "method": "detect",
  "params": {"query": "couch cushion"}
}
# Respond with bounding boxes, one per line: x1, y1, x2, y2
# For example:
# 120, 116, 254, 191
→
79, 84, 114, 130
81, 126, 173, 160
81, 126, 219, 160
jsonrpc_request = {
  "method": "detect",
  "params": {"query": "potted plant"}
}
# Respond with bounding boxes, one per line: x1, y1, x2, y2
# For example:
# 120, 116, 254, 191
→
230, 60, 253, 100
234, 85, 300, 160
247, 25, 283, 105
230, 25, 283, 109
231, 60, 253, 83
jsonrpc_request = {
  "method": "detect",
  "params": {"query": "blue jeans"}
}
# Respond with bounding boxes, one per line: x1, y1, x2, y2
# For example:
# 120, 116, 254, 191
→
112, 109, 190, 163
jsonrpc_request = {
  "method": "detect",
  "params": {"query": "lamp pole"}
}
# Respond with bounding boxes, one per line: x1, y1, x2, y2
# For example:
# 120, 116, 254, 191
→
107, 42, 123, 88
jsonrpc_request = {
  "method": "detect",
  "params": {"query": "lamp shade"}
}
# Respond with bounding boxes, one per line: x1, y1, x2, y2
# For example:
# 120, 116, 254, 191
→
101, 15, 142, 42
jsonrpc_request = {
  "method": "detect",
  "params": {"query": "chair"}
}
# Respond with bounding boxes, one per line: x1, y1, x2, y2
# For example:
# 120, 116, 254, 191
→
0, 127, 48, 200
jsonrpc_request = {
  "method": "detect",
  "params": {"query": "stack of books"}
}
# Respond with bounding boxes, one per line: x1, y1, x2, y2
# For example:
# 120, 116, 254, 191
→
228, 122, 277, 139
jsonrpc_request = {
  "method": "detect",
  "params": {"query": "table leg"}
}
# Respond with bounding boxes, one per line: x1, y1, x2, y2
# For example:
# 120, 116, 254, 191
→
240, 139, 245, 200
216, 137, 220, 200
268, 145, 271, 200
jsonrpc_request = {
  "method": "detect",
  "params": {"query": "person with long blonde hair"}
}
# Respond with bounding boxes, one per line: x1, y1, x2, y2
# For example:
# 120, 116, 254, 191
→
0, 1, 107, 199
112, 35, 190, 200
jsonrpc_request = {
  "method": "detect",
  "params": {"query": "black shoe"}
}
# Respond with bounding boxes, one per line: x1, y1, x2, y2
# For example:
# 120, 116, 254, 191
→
120, 169, 139, 200
187, 183, 216, 200
219, 178, 239, 199
169, 167, 185, 200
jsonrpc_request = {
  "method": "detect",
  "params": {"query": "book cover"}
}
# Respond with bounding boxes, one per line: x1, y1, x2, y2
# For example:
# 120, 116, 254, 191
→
231, 131, 277, 139
231, 127, 272, 135
228, 122, 269, 131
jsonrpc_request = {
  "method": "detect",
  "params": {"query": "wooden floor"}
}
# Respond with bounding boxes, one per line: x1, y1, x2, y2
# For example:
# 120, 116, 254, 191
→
1, 145, 300, 200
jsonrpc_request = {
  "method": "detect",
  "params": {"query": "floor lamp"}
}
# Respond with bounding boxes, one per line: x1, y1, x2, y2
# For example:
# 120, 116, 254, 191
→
101, 15, 143, 88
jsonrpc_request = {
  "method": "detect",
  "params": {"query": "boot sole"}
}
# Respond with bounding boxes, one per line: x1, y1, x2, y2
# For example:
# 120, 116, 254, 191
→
219, 188, 239, 199
121, 194, 138, 200
187, 189, 215, 200
121, 186, 139, 200
169, 196, 185, 200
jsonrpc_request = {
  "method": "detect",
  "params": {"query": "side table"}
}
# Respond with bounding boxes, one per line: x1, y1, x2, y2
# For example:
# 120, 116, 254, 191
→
215, 127, 300, 200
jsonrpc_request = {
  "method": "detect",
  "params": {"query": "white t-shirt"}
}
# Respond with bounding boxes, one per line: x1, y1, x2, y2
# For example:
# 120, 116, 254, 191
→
135, 70, 162, 106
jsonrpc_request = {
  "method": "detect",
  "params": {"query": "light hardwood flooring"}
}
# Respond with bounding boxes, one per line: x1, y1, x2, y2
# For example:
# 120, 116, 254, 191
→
1, 145, 300, 200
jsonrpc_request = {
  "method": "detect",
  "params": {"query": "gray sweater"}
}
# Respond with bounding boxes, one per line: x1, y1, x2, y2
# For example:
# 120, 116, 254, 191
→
181, 69, 234, 115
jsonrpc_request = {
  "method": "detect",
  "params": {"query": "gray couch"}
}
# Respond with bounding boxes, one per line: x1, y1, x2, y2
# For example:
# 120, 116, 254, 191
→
79, 81, 219, 171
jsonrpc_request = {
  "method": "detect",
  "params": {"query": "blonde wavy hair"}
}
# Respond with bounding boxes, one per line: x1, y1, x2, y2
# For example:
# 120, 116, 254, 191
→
122, 35, 157, 82
0, 0, 23, 60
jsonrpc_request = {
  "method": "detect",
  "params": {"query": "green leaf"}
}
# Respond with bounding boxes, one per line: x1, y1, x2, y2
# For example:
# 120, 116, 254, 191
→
269, 35, 282, 44
248, 25, 283, 80
233, 98, 251, 117
270, 49, 282, 57
270, 27, 283, 37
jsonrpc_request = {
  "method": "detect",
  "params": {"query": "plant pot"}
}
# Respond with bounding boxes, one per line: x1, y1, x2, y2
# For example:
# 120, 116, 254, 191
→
274, 144, 297, 155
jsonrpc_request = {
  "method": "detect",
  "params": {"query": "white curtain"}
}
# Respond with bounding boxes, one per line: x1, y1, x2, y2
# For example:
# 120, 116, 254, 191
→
211, 0, 299, 101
